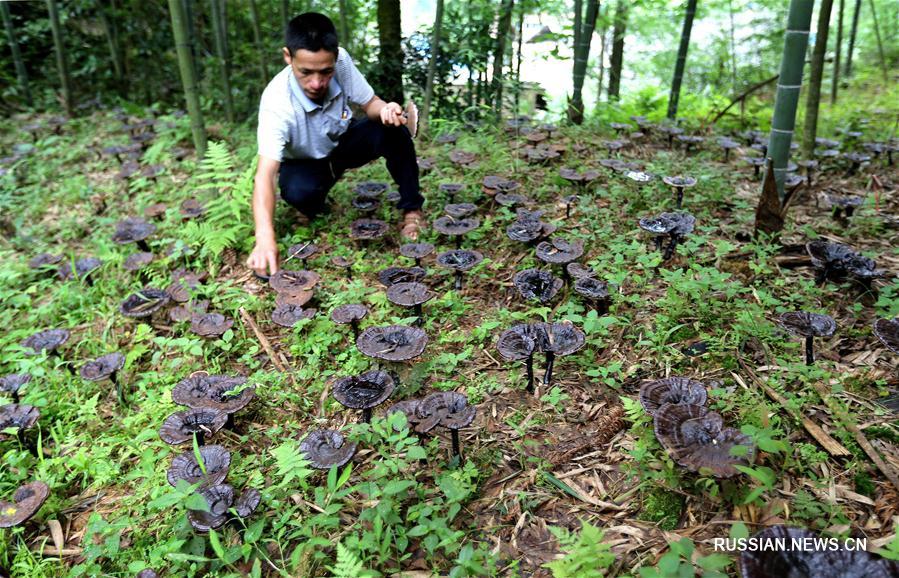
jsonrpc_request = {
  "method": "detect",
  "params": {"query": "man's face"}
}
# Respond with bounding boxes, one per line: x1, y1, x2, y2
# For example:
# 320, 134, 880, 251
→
284, 48, 336, 102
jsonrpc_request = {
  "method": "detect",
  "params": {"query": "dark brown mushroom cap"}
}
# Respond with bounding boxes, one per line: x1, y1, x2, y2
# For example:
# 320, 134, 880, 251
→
796, 159, 819, 169
270, 269, 321, 293
352, 196, 381, 211
609, 122, 631, 131
284, 242, 318, 263
526, 131, 548, 144
676, 135, 704, 145
449, 150, 477, 165
844, 254, 884, 279
169, 300, 209, 323
350, 218, 390, 240
536, 238, 584, 265
378, 266, 427, 287
0, 404, 40, 439
28, 253, 63, 269
159, 407, 228, 445
136, 569, 158, 578
0, 374, 31, 396
806, 239, 856, 270
438, 183, 464, 194
495, 193, 528, 207
435, 249, 484, 272
0, 481, 50, 528
654, 403, 755, 477
533, 322, 587, 356
784, 174, 804, 189
166, 270, 205, 302
506, 219, 545, 242
415, 392, 476, 434
400, 242, 435, 260
331, 304, 369, 325
271, 305, 315, 327
117, 160, 140, 179
524, 147, 561, 162
444, 203, 477, 218
574, 277, 609, 300
171, 375, 254, 413
817, 148, 840, 158
778, 312, 837, 338
386, 400, 422, 428
820, 192, 864, 209
566, 262, 596, 279
494, 179, 522, 193
662, 175, 697, 188
79, 353, 125, 381
300, 429, 358, 469
179, 198, 206, 218
436, 133, 458, 144
386, 282, 433, 308
274, 289, 314, 308
140, 164, 164, 178
167, 444, 231, 488
739, 525, 899, 578
639, 212, 695, 236
58, 257, 103, 280
417, 156, 436, 171
433, 216, 480, 236
559, 168, 600, 183
743, 156, 767, 167
513, 269, 563, 303
143, 202, 167, 219
21, 329, 70, 354
844, 152, 871, 163
331, 255, 354, 269
639, 377, 708, 416
717, 137, 739, 149
120, 289, 170, 318
234, 487, 262, 518
815, 137, 841, 148
187, 484, 234, 532
123, 252, 154, 271
873, 318, 899, 354
602, 139, 625, 151
482, 175, 506, 189
356, 325, 428, 362
496, 326, 536, 361
354, 181, 389, 197
112, 217, 156, 245
333, 370, 396, 410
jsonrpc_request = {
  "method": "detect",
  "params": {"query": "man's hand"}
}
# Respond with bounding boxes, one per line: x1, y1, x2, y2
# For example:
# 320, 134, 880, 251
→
246, 236, 279, 278
378, 101, 404, 127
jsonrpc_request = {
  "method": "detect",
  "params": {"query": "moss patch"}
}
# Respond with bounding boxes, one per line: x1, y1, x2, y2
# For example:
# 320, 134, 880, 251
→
638, 487, 684, 530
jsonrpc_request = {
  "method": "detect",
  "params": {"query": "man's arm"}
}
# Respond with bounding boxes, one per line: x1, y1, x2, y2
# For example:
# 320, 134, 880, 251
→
362, 96, 404, 127
246, 155, 281, 277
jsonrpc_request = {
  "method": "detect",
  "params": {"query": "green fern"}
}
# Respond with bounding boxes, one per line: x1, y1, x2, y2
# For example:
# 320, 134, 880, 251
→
544, 522, 615, 578
329, 542, 365, 578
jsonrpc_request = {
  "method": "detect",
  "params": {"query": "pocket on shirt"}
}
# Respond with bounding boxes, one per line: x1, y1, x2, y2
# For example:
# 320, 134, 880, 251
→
326, 110, 352, 142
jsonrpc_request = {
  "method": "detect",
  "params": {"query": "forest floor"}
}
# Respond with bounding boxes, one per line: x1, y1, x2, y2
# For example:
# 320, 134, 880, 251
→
0, 106, 898, 578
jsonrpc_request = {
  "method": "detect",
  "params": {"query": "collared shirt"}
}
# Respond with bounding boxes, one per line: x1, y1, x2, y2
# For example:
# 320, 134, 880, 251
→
257, 47, 375, 161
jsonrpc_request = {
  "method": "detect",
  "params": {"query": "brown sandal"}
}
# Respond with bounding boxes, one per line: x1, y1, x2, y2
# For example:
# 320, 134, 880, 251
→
400, 210, 425, 241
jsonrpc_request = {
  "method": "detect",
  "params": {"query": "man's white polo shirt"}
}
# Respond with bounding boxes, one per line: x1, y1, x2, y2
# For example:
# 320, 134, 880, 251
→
257, 47, 375, 162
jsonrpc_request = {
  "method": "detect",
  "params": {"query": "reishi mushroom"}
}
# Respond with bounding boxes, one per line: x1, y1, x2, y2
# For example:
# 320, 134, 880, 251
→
332, 370, 396, 423
0, 481, 50, 528
778, 311, 837, 365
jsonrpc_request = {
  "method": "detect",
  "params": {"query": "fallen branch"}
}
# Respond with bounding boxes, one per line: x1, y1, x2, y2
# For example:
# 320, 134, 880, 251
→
808, 380, 899, 494
736, 350, 850, 457
707, 74, 779, 126
238, 307, 297, 387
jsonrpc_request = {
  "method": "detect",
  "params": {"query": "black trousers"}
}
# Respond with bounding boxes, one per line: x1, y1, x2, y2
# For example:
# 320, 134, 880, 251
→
278, 118, 424, 217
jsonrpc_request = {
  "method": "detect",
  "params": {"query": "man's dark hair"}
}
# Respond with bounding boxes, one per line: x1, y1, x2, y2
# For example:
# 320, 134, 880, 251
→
285, 12, 339, 57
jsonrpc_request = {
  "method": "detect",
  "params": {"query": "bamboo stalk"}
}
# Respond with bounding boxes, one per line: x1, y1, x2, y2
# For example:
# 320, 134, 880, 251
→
168, 0, 207, 156
667, 0, 698, 120
46, 0, 73, 116
802, 0, 834, 158
0, 2, 32, 106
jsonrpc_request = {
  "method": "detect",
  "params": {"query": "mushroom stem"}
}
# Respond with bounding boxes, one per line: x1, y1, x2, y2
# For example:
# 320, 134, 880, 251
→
111, 372, 125, 405
413, 304, 423, 326
351, 320, 360, 340
543, 351, 556, 386
451, 429, 461, 459
195, 431, 206, 447
454, 236, 462, 250
753, 165, 761, 179
525, 355, 534, 393
362, 407, 372, 423
225, 413, 235, 430
414, 257, 421, 267
723, 149, 730, 163
675, 188, 684, 209
596, 299, 609, 315
454, 271, 462, 291
565, 204, 572, 219
653, 237, 663, 253
805, 335, 814, 366
12, 391, 20, 404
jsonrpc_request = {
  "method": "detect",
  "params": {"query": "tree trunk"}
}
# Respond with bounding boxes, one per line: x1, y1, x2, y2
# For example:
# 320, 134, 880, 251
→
338, 0, 349, 52
492, 0, 515, 118
596, 16, 607, 110
608, 0, 627, 101
209, 0, 234, 122
514, 2, 524, 117
1, 2, 32, 106
281, 0, 290, 32
168, 0, 207, 156
729, 0, 737, 92
666, 0, 698, 120
249, 0, 269, 86
376, 0, 405, 103
46, 0, 74, 116
764, 0, 813, 202
867, 0, 889, 81
421, 0, 444, 134
831, 0, 843, 103
802, 0, 833, 159
569, 0, 599, 124
183, 0, 200, 82
845, 0, 861, 77
96, 0, 125, 93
